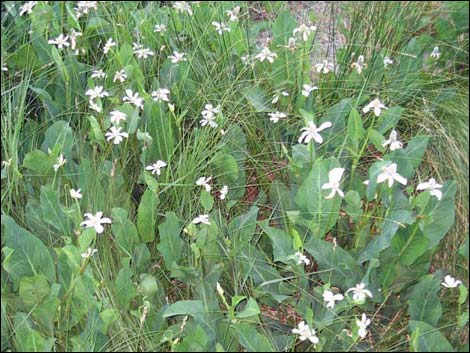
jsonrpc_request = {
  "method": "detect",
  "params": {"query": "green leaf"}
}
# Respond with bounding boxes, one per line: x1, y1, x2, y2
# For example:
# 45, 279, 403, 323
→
258, 220, 294, 263
23, 150, 54, 175
376, 106, 405, 134
138, 274, 159, 298
346, 108, 365, 156
234, 324, 275, 352
200, 190, 214, 212
19, 275, 51, 310
111, 208, 140, 255
343, 190, 362, 224
228, 206, 259, 244
304, 237, 363, 290
163, 300, 205, 319
137, 189, 159, 242
408, 274, 442, 326
114, 259, 138, 309
294, 157, 342, 238
40, 184, 70, 235
236, 298, 261, 319
386, 135, 429, 179
419, 181, 457, 249
1, 215, 56, 289
87, 116, 105, 147
459, 285, 468, 305
13, 313, 55, 352
458, 235, 469, 259
157, 212, 183, 269
391, 229, 429, 266
41, 120, 75, 160
319, 99, 352, 148
409, 320, 453, 352
244, 86, 270, 112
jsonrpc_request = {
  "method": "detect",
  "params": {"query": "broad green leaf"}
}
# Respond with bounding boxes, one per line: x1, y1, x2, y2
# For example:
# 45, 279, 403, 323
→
1, 216, 56, 289
376, 106, 405, 134
391, 229, 429, 266
258, 220, 294, 263
419, 181, 457, 249
304, 237, 363, 290
458, 235, 469, 259
343, 190, 362, 224
386, 135, 429, 179
163, 300, 205, 319
23, 149, 55, 175
157, 212, 183, 269
19, 275, 50, 310
138, 274, 159, 297
244, 86, 270, 112
409, 320, 453, 352
234, 324, 275, 352
114, 259, 138, 309
228, 206, 259, 244
346, 108, 365, 156
111, 208, 140, 255
319, 99, 352, 148
294, 157, 342, 238
87, 116, 105, 147
236, 298, 261, 319
13, 313, 55, 352
200, 190, 214, 212
408, 274, 442, 326
41, 120, 75, 160
137, 189, 159, 242
458, 285, 468, 305
40, 184, 70, 235
358, 190, 413, 263
212, 153, 239, 186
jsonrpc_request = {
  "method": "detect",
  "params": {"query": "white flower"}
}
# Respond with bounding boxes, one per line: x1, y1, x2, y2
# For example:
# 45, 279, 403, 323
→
323, 290, 344, 309
196, 176, 212, 192
321, 167, 345, 199
88, 100, 102, 113
362, 98, 387, 117
53, 154, 66, 172
219, 185, 228, 200
192, 214, 210, 225
48, 34, 70, 49
226, 6, 240, 22
383, 56, 394, 67
293, 23, 317, 42
302, 84, 318, 97
346, 283, 373, 301
91, 69, 106, 79
105, 126, 129, 145
292, 321, 319, 345
298, 121, 332, 144
271, 90, 289, 104
85, 86, 109, 100
133, 43, 155, 59
19, 1, 37, 16
430, 46, 440, 59
81, 247, 98, 259
173, 1, 193, 15
376, 163, 407, 188
2, 64, 8, 72
441, 275, 462, 288
69, 29, 82, 50
200, 104, 220, 128
416, 178, 443, 200
113, 69, 127, 83
145, 160, 167, 176
382, 130, 403, 151
122, 89, 144, 109
268, 111, 287, 123
103, 38, 116, 54
75, 1, 97, 18
110, 110, 127, 125
255, 47, 278, 64
70, 188, 83, 199
2, 158, 12, 167
151, 88, 170, 102
351, 55, 367, 74
154, 24, 167, 33
212, 21, 231, 35
315, 60, 334, 74
168, 51, 187, 64
295, 252, 310, 266
80, 212, 112, 234
356, 313, 371, 339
